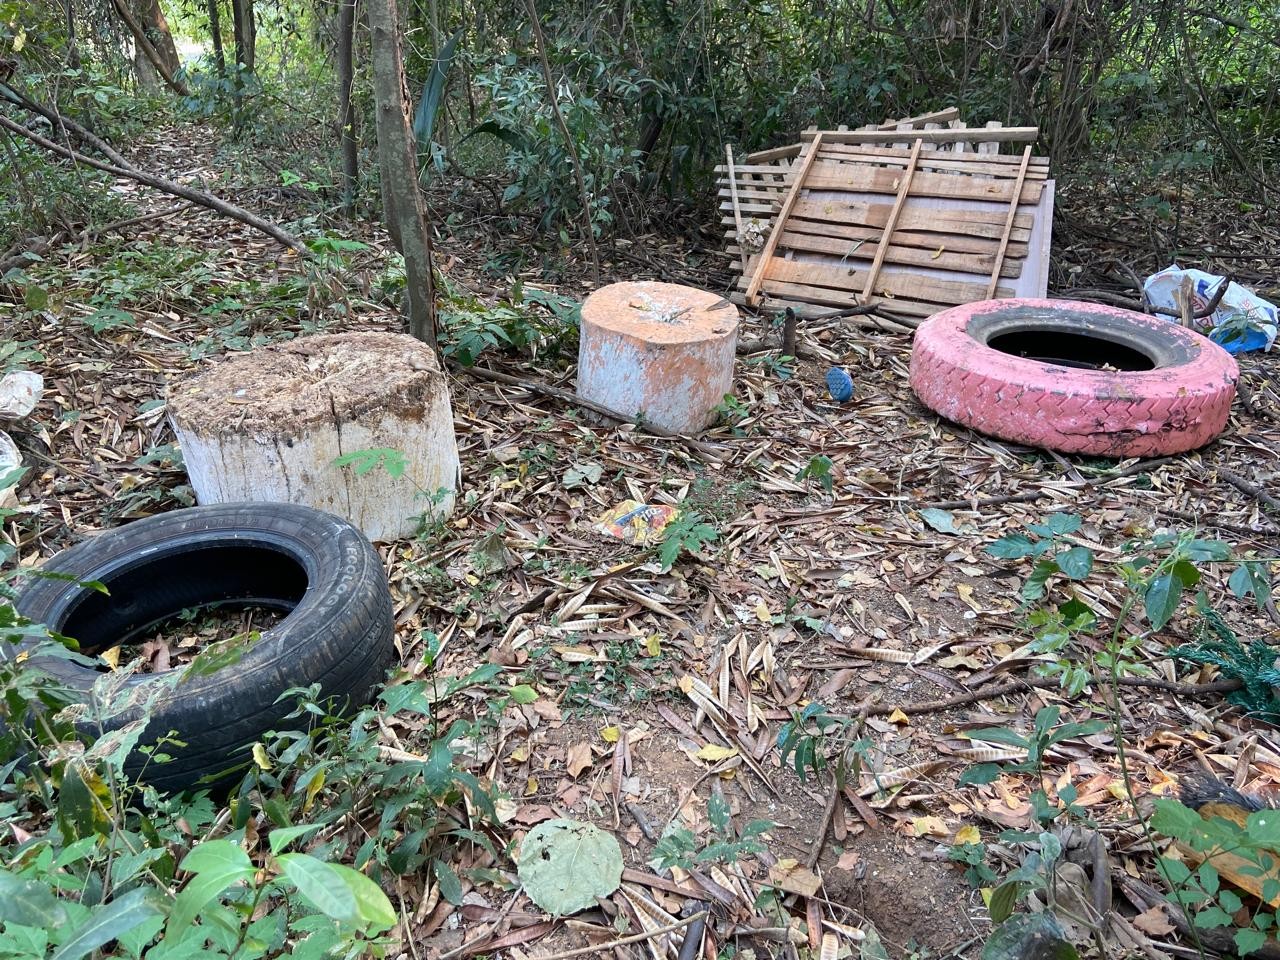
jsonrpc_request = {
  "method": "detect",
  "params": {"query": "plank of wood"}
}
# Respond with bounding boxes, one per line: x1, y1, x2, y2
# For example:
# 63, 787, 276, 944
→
780, 219, 1028, 257
735, 283, 940, 319
752, 229, 1023, 277
985, 146, 1033, 298
875, 106, 960, 129
803, 162, 1044, 204
745, 143, 803, 163
744, 257, 1015, 307
744, 133, 824, 306
811, 147, 1049, 178
863, 138, 922, 300
819, 141, 1050, 165
718, 198, 1035, 240
721, 195, 1039, 238
789, 198, 1034, 238
800, 126, 1038, 145
727, 290, 923, 325
725, 144, 747, 271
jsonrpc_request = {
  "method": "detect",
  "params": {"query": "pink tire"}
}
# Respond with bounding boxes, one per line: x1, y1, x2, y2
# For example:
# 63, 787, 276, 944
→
909, 299, 1238, 457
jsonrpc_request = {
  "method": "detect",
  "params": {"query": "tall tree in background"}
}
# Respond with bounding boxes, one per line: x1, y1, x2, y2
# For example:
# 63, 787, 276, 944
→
366, 0, 436, 345
206, 0, 226, 77
336, 0, 358, 210
230, 0, 255, 72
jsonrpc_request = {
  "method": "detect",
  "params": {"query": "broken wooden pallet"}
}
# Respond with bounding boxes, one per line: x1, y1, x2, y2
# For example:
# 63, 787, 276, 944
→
718, 111, 1054, 322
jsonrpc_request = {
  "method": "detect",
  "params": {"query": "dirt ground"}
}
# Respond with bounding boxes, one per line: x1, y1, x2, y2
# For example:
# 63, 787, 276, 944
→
7, 121, 1280, 959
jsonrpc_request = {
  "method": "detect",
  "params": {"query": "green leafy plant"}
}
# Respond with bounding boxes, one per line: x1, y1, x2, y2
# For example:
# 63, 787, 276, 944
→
1151, 798, 1280, 956
651, 789, 771, 872
794, 455, 834, 494
987, 515, 1270, 696
656, 509, 718, 571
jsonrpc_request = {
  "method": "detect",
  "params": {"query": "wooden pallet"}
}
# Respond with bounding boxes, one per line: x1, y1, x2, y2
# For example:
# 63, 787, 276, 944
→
719, 112, 1053, 321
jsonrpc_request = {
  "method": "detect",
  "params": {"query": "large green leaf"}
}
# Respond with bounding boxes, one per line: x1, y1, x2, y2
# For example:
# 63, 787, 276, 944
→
329, 864, 396, 932
277, 854, 357, 924
167, 840, 256, 936
518, 819, 623, 916
412, 28, 463, 151
1145, 573, 1183, 629
52, 888, 167, 960
0, 868, 68, 928
982, 912, 1077, 960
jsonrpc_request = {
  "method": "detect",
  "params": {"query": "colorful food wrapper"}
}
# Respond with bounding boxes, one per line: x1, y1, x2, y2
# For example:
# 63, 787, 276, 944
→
595, 500, 679, 545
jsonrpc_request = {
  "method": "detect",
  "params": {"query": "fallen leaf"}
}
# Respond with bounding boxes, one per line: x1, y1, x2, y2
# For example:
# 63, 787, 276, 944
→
768, 860, 822, 897
912, 816, 948, 838
695, 743, 739, 763
1132, 905, 1175, 936
518, 820, 623, 915
566, 742, 593, 778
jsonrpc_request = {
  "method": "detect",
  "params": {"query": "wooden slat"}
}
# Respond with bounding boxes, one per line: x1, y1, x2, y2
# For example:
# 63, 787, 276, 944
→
810, 148, 1049, 179
743, 134, 824, 306
863, 138, 922, 300
818, 142, 1049, 166
748, 230, 1023, 277
743, 258, 1015, 307
725, 144, 746, 271
724, 226, 1031, 265
735, 285, 939, 320
803, 162, 1044, 204
874, 106, 960, 129
718, 198, 1035, 241
745, 142, 803, 163
800, 126, 1038, 145
985, 145, 1033, 298
790, 199, 1034, 238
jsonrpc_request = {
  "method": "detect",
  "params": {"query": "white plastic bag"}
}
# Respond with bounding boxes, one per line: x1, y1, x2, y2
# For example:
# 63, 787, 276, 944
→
1144, 265, 1278, 353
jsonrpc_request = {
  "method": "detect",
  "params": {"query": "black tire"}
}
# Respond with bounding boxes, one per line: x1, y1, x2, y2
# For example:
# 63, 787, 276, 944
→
12, 503, 396, 793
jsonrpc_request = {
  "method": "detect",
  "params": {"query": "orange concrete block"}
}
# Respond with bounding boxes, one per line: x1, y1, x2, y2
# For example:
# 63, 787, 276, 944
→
577, 281, 739, 435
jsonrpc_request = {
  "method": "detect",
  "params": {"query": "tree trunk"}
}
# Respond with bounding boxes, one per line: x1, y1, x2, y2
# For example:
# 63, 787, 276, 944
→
109, 0, 190, 95
136, 0, 181, 77
207, 0, 226, 76
367, 0, 437, 347
230, 0, 255, 72
337, 0, 359, 210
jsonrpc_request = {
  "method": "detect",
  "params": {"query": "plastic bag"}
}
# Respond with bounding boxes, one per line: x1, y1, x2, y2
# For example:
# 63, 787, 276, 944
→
1143, 265, 1278, 354
594, 500, 679, 545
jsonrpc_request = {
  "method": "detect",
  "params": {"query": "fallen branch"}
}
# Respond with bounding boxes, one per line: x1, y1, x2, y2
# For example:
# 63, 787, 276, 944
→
848, 674, 1244, 717
0, 82, 129, 167
0, 113, 307, 253
1217, 465, 1280, 517
456, 362, 725, 460
532, 912, 707, 960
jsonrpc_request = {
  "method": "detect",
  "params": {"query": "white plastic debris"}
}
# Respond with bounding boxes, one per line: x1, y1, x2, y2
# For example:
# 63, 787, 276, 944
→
1144, 265, 1279, 354
0, 430, 21, 508
0, 371, 44, 419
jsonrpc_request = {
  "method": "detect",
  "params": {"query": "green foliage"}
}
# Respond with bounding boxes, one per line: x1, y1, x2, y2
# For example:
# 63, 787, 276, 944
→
333, 447, 409, 479
948, 840, 998, 887
987, 515, 1270, 695
1172, 600, 1280, 723
0, 568, 500, 960
438, 284, 580, 366
1152, 798, 1280, 955
468, 53, 638, 234
656, 510, 718, 571
412, 29, 463, 174
651, 789, 771, 872
794, 455, 834, 494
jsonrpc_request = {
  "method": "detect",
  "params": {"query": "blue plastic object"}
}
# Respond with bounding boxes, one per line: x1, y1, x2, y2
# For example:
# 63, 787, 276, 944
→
1210, 325, 1271, 355
826, 367, 854, 402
